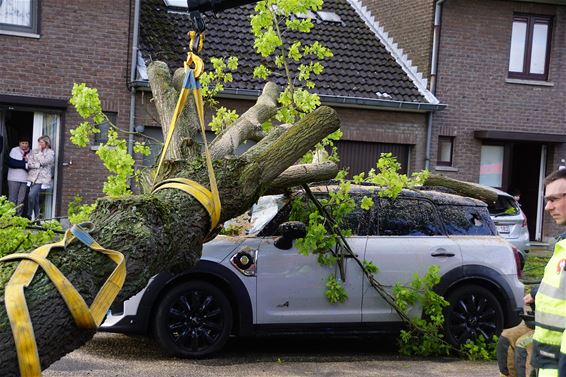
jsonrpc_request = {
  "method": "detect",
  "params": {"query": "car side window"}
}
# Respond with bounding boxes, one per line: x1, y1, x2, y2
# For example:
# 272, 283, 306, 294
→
259, 193, 371, 236
342, 195, 371, 236
438, 205, 496, 236
257, 202, 292, 236
488, 195, 520, 217
376, 198, 443, 236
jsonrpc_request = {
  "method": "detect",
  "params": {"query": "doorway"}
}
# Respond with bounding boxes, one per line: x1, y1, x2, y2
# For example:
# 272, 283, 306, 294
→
0, 109, 60, 219
507, 143, 542, 241
0, 110, 34, 201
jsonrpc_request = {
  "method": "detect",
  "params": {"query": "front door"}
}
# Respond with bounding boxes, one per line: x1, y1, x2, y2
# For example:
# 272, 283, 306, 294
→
362, 197, 462, 322
256, 236, 367, 324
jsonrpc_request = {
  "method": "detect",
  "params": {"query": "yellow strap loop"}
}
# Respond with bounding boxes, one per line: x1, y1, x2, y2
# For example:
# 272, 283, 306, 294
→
153, 37, 221, 231
1, 225, 126, 377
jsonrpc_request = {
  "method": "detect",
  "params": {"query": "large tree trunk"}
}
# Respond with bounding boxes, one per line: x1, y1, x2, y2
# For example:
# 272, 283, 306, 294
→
0, 61, 340, 376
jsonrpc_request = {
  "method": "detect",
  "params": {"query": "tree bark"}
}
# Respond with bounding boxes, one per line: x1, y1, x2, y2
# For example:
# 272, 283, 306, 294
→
0, 61, 341, 376
267, 162, 339, 194
423, 174, 498, 205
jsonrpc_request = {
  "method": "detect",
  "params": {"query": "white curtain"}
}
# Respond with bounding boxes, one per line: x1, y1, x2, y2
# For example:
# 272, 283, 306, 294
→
37, 113, 60, 219
0, 0, 31, 27
0, 111, 6, 194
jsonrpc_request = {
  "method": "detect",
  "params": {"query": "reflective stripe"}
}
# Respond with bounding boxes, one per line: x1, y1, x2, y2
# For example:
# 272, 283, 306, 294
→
533, 340, 560, 370
536, 321, 565, 333
537, 368, 558, 377
536, 310, 566, 331
539, 280, 566, 301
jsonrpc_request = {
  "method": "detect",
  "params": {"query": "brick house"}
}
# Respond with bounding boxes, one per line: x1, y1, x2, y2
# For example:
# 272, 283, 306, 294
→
0, 0, 135, 218
362, 0, 566, 241
0, 0, 444, 220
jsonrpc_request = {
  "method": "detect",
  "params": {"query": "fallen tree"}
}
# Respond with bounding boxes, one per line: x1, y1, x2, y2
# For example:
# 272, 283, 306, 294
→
0, 60, 340, 376
423, 174, 498, 205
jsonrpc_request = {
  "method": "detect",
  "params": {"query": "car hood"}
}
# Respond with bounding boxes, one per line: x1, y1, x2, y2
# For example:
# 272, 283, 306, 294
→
202, 235, 247, 262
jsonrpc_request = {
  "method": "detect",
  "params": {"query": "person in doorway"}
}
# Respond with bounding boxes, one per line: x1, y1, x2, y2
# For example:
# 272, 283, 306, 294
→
528, 168, 566, 377
509, 187, 522, 203
7, 138, 30, 216
26, 135, 54, 220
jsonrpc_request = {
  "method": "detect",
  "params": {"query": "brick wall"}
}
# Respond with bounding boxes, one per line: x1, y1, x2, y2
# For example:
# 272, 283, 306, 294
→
432, 0, 566, 240
361, 0, 435, 84
0, 0, 133, 214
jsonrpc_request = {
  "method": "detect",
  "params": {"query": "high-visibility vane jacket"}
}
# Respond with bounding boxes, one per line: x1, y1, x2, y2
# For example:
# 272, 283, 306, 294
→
532, 238, 566, 377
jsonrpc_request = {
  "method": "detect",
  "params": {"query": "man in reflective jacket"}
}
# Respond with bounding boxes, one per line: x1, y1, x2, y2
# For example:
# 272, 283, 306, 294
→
531, 169, 566, 377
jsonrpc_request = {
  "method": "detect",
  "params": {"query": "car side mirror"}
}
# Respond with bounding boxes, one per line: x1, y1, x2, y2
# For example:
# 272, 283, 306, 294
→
274, 221, 307, 250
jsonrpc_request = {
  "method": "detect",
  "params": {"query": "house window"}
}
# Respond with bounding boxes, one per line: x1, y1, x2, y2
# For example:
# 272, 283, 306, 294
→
0, 0, 39, 35
479, 145, 504, 188
508, 14, 552, 81
94, 112, 117, 145
437, 136, 454, 166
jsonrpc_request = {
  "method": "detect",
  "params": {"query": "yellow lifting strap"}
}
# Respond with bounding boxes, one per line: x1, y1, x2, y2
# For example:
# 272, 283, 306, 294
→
1, 223, 126, 377
153, 31, 221, 231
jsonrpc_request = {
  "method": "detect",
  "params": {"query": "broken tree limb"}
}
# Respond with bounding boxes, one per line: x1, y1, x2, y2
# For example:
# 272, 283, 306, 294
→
267, 161, 340, 193
423, 174, 498, 204
209, 82, 279, 159
147, 61, 200, 160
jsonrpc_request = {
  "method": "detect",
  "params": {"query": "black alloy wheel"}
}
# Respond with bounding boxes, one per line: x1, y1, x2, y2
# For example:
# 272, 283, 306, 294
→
443, 284, 504, 346
154, 280, 233, 357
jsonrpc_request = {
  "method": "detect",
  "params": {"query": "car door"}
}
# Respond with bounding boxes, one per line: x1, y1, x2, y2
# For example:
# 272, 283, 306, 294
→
362, 196, 463, 322
256, 199, 368, 324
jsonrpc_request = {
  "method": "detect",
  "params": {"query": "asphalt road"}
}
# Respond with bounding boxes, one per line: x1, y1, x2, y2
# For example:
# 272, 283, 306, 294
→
43, 332, 499, 377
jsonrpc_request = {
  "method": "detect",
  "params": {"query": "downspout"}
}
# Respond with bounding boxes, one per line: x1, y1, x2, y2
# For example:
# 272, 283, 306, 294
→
128, 0, 141, 156
425, 0, 446, 170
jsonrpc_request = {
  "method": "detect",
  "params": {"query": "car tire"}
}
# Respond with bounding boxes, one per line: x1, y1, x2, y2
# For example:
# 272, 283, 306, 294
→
153, 280, 233, 357
443, 284, 504, 346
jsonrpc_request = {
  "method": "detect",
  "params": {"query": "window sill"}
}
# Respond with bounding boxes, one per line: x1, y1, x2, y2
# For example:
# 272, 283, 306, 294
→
0, 30, 40, 38
434, 166, 459, 172
505, 78, 554, 87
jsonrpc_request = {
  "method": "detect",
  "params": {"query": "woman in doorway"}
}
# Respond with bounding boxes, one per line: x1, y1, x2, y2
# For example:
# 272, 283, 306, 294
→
26, 135, 55, 220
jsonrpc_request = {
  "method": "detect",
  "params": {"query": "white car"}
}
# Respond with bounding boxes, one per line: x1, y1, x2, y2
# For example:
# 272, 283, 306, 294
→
101, 185, 524, 357
487, 189, 530, 265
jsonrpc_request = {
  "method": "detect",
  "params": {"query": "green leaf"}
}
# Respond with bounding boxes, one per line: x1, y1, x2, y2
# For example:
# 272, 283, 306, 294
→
325, 275, 348, 304
360, 196, 374, 211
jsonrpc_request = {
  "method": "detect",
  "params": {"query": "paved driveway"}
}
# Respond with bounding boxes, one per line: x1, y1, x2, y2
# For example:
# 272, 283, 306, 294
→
44, 333, 498, 377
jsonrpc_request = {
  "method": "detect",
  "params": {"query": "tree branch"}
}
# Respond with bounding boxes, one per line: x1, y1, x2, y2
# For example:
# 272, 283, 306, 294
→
147, 62, 200, 160
209, 82, 279, 159
267, 161, 339, 194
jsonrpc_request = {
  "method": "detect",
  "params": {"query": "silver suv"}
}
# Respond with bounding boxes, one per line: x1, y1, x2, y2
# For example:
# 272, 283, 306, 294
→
101, 185, 524, 357
487, 188, 530, 264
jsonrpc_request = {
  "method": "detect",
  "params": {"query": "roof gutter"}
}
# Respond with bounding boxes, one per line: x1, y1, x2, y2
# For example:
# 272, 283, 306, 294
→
132, 82, 447, 111
218, 88, 447, 112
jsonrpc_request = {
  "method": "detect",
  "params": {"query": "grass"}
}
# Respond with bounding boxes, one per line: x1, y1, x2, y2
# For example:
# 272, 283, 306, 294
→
521, 253, 549, 290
